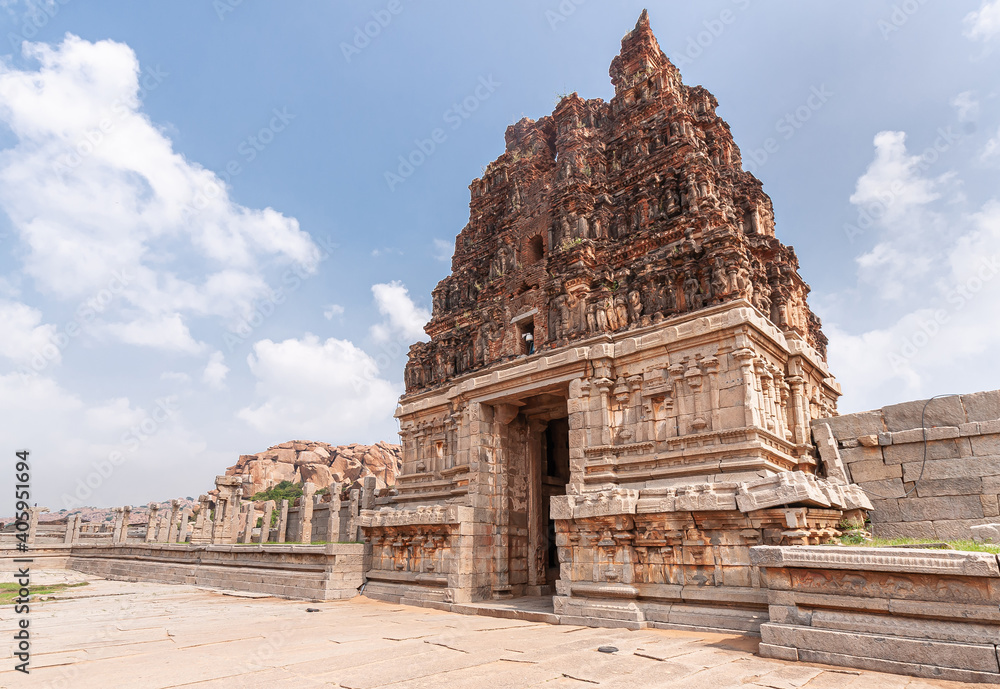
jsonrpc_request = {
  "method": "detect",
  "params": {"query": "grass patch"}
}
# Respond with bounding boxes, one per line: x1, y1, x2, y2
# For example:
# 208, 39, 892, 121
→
835, 529, 1000, 554
0, 581, 88, 605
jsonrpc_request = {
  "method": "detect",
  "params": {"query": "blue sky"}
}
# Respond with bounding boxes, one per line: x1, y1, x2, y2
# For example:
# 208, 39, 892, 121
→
1, 0, 999, 509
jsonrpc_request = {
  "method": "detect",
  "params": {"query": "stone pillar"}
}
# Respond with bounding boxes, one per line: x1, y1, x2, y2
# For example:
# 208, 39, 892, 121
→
734, 349, 760, 428
74, 513, 84, 544
26, 507, 42, 546
64, 514, 76, 544
119, 506, 131, 543
177, 508, 192, 543
192, 496, 208, 543
157, 509, 171, 543
325, 483, 342, 543
211, 496, 226, 543
787, 376, 809, 446
226, 489, 244, 543
300, 483, 316, 544
361, 476, 376, 510
260, 500, 275, 544
111, 508, 124, 543
240, 504, 255, 544
145, 503, 159, 542
277, 499, 289, 543
166, 500, 180, 543
347, 488, 360, 542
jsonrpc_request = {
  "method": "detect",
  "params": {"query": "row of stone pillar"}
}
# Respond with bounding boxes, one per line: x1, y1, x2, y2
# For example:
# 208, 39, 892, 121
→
26, 475, 377, 547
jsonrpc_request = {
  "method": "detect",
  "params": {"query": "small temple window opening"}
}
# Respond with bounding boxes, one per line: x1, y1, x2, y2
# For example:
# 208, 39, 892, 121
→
519, 322, 535, 355
527, 235, 544, 264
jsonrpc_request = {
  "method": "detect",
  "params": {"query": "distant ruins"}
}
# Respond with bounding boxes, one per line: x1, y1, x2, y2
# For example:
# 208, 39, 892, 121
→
360, 11, 871, 629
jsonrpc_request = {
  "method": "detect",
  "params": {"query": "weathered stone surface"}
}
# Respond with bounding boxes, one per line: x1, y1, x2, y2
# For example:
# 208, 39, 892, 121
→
971, 523, 1000, 543
847, 460, 900, 483
897, 495, 984, 522
883, 437, 967, 464
882, 397, 967, 432
914, 477, 983, 497
223, 440, 402, 495
753, 544, 1000, 682
402, 11, 831, 396
815, 411, 884, 439
962, 390, 1000, 422
855, 478, 905, 500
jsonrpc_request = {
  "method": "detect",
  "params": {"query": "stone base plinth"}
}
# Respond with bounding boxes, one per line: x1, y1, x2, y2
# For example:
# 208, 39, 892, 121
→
66, 542, 365, 601
752, 545, 1000, 684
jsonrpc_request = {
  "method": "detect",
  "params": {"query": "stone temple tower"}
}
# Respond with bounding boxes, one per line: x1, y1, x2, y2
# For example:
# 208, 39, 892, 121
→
361, 10, 870, 632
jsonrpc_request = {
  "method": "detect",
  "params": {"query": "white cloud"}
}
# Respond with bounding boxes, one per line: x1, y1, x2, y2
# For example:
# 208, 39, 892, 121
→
0, 299, 60, 365
823, 133, 1000, 412
0, 35, 320, 353
847, 131, 954, 301
102, 313, 203, 354
0, 370, 222, 508
202, 350, 229, 390
433, 238, 453, 262
323, 303, 344, 320
160, 371, 191, 383
369, 281, 430, 344
238, 334, 400, 442
952, 91, 980, 122
984, 126, 1000, 163
965, 0, 1000, 41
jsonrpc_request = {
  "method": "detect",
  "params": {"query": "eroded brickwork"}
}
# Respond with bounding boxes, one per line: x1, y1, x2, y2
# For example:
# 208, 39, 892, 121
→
405, 10, 827, 394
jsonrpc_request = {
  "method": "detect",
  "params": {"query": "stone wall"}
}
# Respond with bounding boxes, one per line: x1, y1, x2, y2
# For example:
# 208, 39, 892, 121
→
753, 545, 1000, 684
65, 543, 365, 600
814, 390, 1000, 540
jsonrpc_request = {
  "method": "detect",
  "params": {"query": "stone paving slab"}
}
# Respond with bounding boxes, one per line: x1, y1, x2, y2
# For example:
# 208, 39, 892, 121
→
0, 571, 993, 688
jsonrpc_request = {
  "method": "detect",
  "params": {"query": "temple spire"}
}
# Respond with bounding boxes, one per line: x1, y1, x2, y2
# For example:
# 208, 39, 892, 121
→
609, 9, 676, 93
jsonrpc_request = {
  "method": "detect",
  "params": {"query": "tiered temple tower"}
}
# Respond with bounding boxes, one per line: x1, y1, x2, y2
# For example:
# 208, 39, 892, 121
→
361, 11, 870, 632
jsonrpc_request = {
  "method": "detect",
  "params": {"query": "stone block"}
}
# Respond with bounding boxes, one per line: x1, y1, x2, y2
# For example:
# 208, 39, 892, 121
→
871, 521, 936, 539
971, 523, 1000, 544
971, 435, 1000, 456
934, 519, 998, 541
816, 411, 884, 440
847, 460, 900, 483
856, 478, 905, 500
757, 643, 798, 662
868, 498, 901, 523
913, 477, 982, 497
898, 496, 984, 522
838, 445, 884, 465
961, 389, 1000, 422
982, 494, 1000, 518
959, 422, 982, 436
764, 624, 1000, 673
796, 648, 1000, 684
884, 438, 968, 465
736, 472, 832, 511
882, 396, 966, 432
810, 608, 1000, 645
892, 426, 960, 444
902, 457, 1000, 482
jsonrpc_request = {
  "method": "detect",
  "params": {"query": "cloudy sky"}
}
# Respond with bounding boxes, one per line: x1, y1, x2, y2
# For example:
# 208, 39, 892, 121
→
0, 0, 998, 509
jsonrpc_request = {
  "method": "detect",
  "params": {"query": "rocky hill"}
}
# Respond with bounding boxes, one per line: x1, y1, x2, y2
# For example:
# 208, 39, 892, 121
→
226, 440, 402, 495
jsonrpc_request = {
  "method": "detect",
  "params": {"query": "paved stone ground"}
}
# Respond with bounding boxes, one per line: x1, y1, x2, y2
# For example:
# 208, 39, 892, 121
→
0, 570, 993, 689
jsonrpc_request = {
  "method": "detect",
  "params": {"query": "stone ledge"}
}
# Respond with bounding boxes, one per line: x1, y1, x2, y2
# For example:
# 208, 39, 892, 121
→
750, 545, 1000, 577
